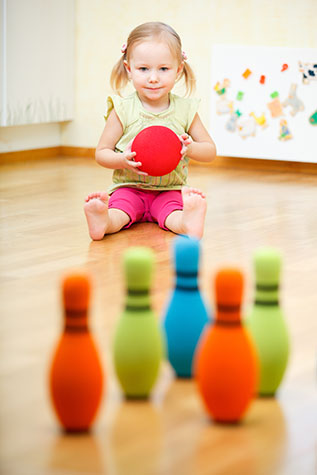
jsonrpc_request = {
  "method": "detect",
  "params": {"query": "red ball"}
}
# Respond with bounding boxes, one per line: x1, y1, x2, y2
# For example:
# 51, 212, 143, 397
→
131, 126, 182, 176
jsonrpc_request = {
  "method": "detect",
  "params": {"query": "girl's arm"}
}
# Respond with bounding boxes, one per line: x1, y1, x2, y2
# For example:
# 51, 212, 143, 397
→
95, 109, 147, 175
185, 113, 217, 163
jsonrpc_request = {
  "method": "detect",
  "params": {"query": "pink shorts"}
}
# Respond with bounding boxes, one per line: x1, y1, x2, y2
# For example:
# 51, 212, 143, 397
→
108, 187, 183, 230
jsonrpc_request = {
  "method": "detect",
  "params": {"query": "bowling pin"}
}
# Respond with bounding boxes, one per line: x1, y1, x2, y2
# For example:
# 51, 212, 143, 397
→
195, 268, 258, 423
162, 236, 210, 377
113, 247, 163, 398
247, 247, 289, 396
49, 273, 104, 431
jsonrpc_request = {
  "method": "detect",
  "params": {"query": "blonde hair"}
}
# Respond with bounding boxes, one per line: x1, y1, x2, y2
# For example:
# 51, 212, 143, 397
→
110, 22, 196, 96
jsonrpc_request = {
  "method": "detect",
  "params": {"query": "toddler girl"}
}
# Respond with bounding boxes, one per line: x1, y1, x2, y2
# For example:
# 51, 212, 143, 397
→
84, 22, 216, 240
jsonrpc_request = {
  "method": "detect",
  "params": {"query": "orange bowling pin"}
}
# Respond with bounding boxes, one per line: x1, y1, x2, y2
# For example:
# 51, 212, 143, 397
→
195, 268, 258, 423
49, 273, 104, 431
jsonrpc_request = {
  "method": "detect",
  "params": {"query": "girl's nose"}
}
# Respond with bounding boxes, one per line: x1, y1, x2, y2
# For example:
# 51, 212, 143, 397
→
149, 71, 159, 82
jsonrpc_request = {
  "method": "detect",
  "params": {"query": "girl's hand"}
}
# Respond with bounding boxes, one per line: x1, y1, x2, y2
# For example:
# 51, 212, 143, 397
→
179, 133, 193, 159
121, 140, 148, 176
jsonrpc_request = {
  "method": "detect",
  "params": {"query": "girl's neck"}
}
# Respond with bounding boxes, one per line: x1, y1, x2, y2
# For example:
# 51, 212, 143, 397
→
137, 92, 170, 113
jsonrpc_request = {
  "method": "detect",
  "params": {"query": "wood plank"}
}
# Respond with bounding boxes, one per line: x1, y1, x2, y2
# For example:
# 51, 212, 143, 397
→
0, 154, 316, 475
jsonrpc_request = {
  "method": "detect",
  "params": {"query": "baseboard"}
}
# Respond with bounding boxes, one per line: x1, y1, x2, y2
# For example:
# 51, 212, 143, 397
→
0, 146, 95, 164
0, 146, 63, 164
60, 146, 95, 158
1, 146, 316, 174
190, 156, 317, 174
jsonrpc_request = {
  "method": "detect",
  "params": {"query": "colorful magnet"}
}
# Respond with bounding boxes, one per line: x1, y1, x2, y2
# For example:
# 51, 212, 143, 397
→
238, 117, 256, 139
270, 91, 279, 99
225, 109, 243, 132
267, 98, 284, 118
250, 112, 267, 128
214, 79, 230, 95
216, 98, 234, 115
309, 110, 317, 125
278, 119, 292, 141
260, 75, 266, 84
299, 61, 317, 84
281, 64, 288, 72
242, 68, 252, 79
226, 113, 239, 132
236, 91, 244, 101
282, 83, 304, 116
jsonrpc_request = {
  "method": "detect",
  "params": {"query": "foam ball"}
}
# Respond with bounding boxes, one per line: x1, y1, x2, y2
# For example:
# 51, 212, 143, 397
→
131, 126, 182, 176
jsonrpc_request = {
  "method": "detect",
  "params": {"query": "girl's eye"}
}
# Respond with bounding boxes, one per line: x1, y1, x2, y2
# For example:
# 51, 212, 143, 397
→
161, 67, 169, 71
139, 67, 148, 71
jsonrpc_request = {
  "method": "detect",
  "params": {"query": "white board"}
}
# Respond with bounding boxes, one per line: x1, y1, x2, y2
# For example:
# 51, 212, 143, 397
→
210, 45, 317, 163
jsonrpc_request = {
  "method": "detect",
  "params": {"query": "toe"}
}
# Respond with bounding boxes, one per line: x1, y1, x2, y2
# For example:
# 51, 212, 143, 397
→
99, 192, 109, 202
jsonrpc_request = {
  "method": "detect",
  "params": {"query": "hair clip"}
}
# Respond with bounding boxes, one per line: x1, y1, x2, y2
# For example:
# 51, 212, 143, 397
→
121, 43, 127, 54
182, 51, 188, 61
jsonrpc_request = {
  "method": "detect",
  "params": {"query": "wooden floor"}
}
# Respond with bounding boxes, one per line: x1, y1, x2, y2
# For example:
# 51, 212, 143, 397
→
1, 156, 317, 475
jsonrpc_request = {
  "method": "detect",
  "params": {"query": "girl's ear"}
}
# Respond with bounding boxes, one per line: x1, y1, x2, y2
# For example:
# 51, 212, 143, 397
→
124, 60, 132, 78
177, 62, 184, 78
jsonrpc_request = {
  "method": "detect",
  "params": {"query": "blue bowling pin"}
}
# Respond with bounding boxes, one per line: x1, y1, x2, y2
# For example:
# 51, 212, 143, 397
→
162, 236, 210, 378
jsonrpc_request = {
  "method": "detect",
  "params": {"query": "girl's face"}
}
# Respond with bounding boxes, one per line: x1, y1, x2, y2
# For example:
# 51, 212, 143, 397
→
124, 40, 183, 108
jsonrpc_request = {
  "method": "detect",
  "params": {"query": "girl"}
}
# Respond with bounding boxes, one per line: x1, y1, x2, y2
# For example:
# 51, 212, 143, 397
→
84, 22, 216, 240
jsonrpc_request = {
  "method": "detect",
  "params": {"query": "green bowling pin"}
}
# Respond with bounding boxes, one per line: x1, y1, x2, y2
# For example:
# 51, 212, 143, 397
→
113, 247, 163, 398
247, 247, 290, 396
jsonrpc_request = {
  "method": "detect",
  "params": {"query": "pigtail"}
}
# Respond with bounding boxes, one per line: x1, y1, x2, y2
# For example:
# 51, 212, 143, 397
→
181, 61, 196, 96
110, 56, 129, 96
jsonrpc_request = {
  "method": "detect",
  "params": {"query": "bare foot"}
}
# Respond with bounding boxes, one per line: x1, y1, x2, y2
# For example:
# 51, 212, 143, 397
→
181, 187, 207, 239
84, 192, 109, 240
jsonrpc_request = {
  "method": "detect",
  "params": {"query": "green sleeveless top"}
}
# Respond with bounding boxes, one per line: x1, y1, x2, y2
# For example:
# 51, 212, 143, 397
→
105, 92, 200, 194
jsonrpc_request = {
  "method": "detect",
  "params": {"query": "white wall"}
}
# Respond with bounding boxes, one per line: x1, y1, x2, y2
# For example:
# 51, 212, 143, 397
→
0, 0, 74, 152
0, 123, 61, 152
1, 0, 316, 153
61, 0, 317, 149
